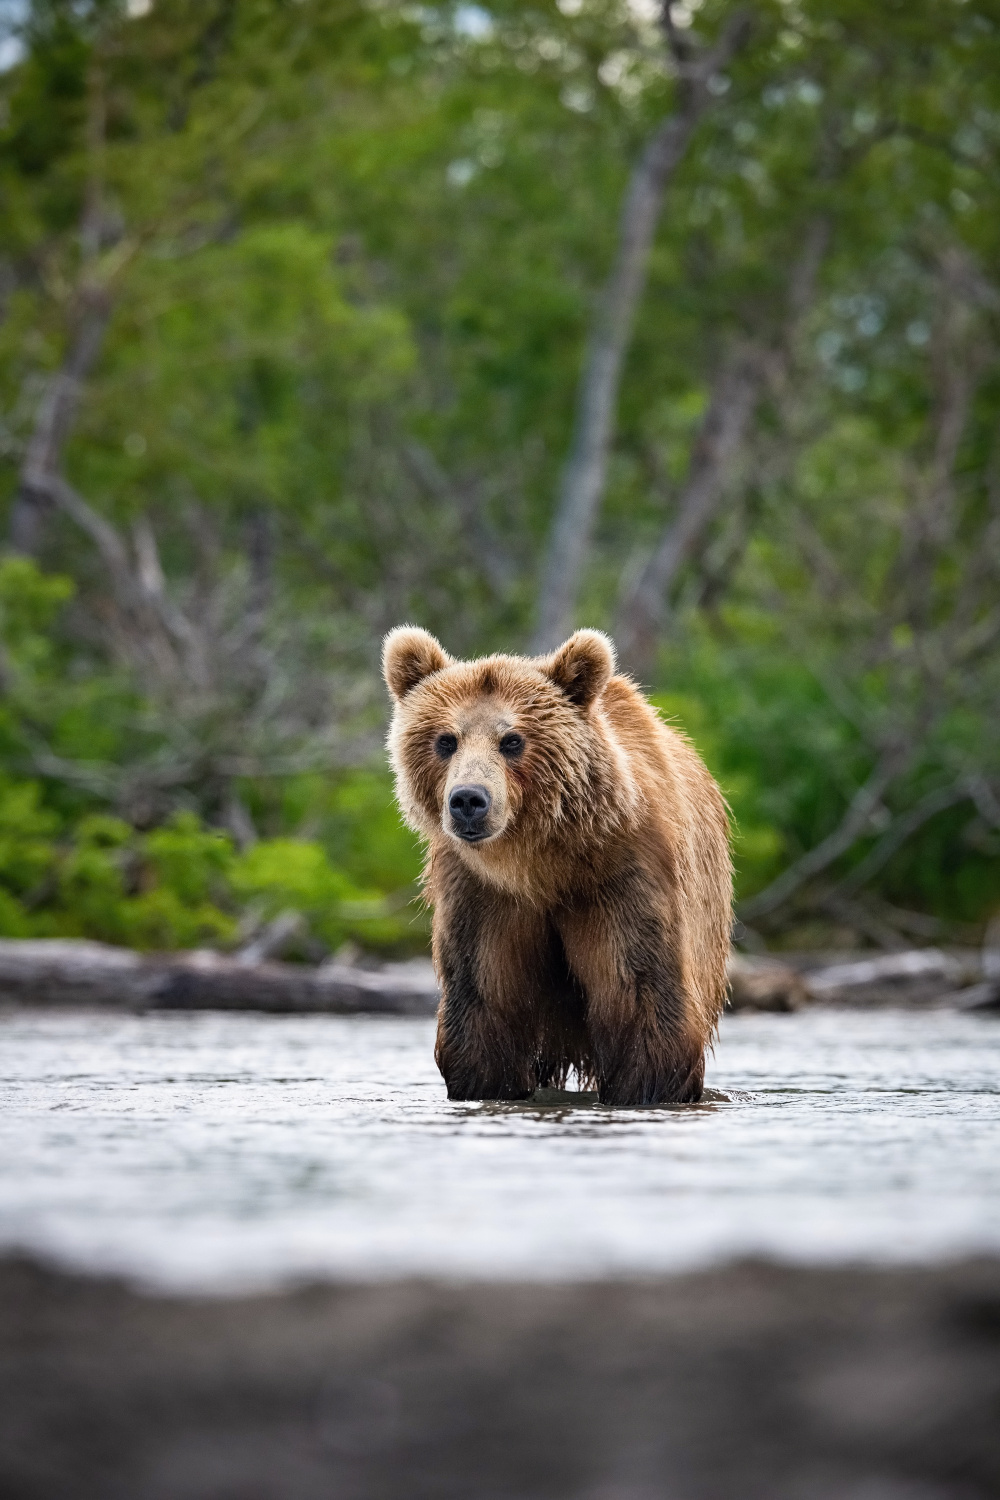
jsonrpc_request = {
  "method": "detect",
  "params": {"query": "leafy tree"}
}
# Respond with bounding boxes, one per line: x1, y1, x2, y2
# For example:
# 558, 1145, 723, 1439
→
0, 0, 998, 950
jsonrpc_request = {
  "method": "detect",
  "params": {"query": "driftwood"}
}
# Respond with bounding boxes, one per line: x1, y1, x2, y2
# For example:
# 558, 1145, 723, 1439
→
726, 953, 808, 1012
802, 947, 998, 1009
0, 940, 439, 1016
728, 947, 999, 1012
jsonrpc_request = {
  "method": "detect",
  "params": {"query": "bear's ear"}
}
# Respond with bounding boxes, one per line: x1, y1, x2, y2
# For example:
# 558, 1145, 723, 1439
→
383, 626, 451, 701
544, 629, 616, 710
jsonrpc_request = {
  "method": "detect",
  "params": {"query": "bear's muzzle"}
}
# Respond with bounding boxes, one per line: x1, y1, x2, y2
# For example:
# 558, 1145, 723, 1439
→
448, 784, 493, 841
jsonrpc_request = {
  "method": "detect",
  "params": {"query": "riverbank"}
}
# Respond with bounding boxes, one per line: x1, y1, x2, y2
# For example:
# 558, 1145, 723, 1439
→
2, 1254, 998, 1499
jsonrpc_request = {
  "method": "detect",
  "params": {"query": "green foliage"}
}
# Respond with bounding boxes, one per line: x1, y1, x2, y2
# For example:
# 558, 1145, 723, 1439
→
0, 795, 426, 954
77, 222, 416, 526
317, 770, 424, 894
0, 776, 60, 928
0, 554, 73, 638
651, 629, 862, 904
0, 553, 426, 953
54, 811, 237, 950
0, 797, 234, 948
230, 768, 428, 950
231, 834, 420, 953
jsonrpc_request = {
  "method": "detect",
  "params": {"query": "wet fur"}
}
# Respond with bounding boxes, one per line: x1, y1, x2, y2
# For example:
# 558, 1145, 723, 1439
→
384, 628, 732, 1105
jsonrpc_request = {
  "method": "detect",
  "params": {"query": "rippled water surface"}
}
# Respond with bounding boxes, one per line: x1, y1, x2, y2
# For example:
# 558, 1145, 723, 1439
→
1, 1007, 998, 1289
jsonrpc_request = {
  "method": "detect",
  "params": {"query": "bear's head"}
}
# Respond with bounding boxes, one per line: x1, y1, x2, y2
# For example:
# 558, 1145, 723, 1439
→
383, 627, 639, 878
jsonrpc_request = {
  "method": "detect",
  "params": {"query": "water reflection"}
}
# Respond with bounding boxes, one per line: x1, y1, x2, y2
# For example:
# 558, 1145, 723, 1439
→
473, 1084, 738, 1121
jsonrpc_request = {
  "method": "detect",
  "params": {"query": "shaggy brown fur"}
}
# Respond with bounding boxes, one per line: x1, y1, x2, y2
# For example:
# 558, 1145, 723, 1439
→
383, 627, 732, 1105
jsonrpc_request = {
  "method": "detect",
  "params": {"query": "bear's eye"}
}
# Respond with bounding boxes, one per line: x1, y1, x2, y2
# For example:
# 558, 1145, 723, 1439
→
434, 733, 458, 759
499, 732, 525, 758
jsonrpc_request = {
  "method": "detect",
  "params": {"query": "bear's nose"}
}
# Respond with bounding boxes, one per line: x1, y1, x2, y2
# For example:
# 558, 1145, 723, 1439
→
448, 784, 492, 838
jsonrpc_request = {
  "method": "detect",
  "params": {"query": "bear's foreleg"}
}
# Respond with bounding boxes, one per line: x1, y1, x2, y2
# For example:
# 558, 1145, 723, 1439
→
432, 878, 563, 1101
557, 891, 707, 1106
589, 1007, 705, 1106
434, 973, 538, 1101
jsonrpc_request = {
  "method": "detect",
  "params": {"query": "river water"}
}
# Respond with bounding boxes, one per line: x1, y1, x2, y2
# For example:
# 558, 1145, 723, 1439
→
1, 1007, 998, 1290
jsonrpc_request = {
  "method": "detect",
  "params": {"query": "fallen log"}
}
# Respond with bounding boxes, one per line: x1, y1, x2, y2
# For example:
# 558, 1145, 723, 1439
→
955, 979, 1000, 1012
803, 947, 990, 1007
1, 938, 996, 1016
0, 940, 440, 1016
727, 953, 808, 1012
729, 946, 999, 1011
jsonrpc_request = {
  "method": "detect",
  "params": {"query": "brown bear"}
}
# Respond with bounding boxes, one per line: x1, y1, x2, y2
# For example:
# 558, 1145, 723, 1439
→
383, 626, 732, 1106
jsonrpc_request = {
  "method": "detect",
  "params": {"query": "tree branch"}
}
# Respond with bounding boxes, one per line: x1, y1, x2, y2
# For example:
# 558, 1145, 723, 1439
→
738, 750, 908, 922
832, 778, 974, 896
28, 470, 195, 683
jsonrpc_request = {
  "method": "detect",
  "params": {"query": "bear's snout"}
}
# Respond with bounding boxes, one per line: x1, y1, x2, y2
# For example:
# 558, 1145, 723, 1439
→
448, 784, 492, 840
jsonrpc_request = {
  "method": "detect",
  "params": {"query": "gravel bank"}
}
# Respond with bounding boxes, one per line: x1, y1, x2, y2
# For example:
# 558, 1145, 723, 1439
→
2, 1256, 998, 1499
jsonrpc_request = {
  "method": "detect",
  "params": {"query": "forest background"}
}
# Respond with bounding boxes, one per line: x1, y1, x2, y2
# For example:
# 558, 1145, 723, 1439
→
0, 0, 998, 960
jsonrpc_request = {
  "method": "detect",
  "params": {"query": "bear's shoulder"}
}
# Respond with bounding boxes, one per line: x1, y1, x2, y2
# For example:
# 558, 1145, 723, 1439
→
600, 674, 721, 805
600, 673, 671, 746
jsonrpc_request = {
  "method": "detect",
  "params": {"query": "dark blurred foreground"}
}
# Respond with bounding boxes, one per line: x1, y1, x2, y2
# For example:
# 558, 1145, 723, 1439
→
1, 1256, 998, 1500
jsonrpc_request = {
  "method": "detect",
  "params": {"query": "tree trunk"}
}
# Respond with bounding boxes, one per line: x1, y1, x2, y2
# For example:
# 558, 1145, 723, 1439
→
614, 215, 830, 679
615, 340, 768, 677
10, 49, 115, 555
530, 7, 752, 653
10, 293, 111, 555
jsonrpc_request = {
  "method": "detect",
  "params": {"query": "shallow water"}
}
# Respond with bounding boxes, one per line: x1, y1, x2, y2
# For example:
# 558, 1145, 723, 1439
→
0, 1006, 998, 1290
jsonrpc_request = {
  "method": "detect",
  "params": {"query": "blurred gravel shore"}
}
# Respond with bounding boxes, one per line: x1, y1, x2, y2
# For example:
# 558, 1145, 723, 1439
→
2, 1254, 999, 1500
